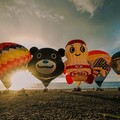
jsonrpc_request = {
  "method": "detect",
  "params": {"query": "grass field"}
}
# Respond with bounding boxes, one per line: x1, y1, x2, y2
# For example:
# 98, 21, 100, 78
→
0, 89, 120, 120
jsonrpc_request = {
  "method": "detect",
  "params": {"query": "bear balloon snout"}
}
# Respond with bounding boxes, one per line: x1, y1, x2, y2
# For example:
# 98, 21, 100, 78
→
42, 59, 49, 64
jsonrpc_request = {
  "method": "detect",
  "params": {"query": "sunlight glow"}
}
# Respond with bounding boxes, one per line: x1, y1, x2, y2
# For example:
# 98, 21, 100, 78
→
10, 70, 39, 90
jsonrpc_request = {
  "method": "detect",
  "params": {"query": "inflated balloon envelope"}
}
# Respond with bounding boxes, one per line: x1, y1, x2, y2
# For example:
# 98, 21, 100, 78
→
28, 47, 64, 89
0, 42, 31, 89
111, 51, 120, 75
88, 50, 111, 87
59, 39, 94, 86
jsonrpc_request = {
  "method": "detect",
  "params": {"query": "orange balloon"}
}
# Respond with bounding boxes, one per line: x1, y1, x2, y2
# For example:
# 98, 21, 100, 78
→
88, 50, 111, 87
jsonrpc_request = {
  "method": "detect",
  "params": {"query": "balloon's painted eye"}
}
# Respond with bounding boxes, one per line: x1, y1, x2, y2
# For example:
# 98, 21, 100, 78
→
37, 53, 42, 58
80, 46, 85, 52
51, 53, 57, 59
70, 47, 75, 53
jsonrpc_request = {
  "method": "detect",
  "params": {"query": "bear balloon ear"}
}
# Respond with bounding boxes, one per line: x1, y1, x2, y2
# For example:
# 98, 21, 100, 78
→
58, 48, 65, 57
30, 47, 38, 55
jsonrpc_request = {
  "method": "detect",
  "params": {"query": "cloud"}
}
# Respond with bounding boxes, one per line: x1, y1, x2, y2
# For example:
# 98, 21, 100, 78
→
108, 38, 120, 55
0, 0, 65, 24
69, 0, 104, 17
113, 40, 120, 49
34, 10, 65, 24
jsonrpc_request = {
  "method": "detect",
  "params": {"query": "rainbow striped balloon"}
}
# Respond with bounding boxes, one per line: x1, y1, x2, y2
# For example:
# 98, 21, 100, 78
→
0, 42, 31, 89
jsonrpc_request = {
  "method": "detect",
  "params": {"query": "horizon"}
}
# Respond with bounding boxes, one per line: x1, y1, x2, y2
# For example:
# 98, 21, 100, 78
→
0, 80, 120, 90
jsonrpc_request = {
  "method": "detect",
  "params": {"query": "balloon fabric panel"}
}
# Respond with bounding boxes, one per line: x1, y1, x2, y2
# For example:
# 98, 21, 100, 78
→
63, 39, 94, 86
111, 52, 120, 75
88, 50, 111, 87
28, 47, 64, 88
0, 42, 31, 89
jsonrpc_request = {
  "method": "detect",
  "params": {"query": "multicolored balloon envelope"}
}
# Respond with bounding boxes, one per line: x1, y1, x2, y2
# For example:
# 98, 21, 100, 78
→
88, 50, 111, 87
62, 39, 94, 86
111, 51, 120, 75
28, 47, 64, 88
0, 42, 31, 89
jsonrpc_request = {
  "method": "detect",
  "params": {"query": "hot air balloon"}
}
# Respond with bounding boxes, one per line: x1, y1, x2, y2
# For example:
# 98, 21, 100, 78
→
111, 51, 120, 75
88, 50, 111, 87
28, 47, 64, 91
59, 39, 94, 87
0, 42, 31, 89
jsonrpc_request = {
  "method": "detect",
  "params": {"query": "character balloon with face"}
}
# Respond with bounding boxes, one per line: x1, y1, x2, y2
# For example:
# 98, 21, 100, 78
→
59, 39, 94, 86
28, 47, 64, 91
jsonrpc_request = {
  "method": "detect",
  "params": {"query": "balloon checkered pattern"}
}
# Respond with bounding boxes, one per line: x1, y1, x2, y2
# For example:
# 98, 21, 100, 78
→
0, 42, 31, 89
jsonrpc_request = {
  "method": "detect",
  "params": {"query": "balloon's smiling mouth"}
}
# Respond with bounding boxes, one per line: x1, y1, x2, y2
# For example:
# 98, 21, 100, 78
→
36, 60, 56, 74
37, 64, 54, 68
75, 54, 81, 56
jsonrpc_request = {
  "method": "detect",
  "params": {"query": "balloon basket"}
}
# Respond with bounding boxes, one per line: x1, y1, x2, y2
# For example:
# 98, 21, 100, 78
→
18, 88, 28, 96
43, 88, 48, 92
96, 87, 104, 91
3, 89, 10, 94
72, 87, 81, 92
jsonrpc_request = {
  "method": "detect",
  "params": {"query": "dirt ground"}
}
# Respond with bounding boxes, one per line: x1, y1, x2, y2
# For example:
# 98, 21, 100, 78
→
0, 89, 120, 120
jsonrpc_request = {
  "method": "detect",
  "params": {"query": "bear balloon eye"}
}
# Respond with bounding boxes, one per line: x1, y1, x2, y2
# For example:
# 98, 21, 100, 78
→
70, 47, 75, 53
80, 46, 85, 52
51, 53, 57, 59
37, 53, 42, 58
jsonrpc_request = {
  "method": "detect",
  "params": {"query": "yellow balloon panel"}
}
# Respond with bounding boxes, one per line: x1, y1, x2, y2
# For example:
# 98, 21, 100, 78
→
0, 42, 31, 89
64, 40, 94, 85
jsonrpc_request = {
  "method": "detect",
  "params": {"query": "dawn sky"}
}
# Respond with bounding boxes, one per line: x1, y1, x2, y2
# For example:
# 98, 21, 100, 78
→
0, 0, 120, 87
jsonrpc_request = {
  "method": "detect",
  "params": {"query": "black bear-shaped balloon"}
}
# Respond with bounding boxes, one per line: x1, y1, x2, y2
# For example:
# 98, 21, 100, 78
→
28, 47, 64, 89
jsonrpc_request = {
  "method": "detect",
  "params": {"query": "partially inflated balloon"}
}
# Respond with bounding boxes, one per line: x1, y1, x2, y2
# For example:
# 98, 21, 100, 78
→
60, 39, 94, 86
0, 42, 31, 89
111, 51, 120, 75
88, 50, 111, 87
28, 47, 64, 88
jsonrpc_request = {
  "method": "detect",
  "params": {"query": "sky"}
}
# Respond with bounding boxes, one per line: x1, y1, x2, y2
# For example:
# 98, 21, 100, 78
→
0, 0, 120, 88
